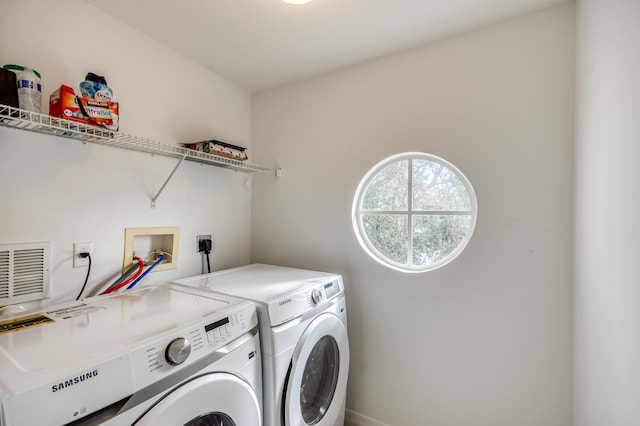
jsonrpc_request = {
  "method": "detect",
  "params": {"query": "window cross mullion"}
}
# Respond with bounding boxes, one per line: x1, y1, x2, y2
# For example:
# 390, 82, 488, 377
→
407, 158, 413, 266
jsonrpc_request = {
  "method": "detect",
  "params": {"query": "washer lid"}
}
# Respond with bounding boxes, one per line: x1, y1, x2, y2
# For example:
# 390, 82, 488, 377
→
0, 283, 243, 392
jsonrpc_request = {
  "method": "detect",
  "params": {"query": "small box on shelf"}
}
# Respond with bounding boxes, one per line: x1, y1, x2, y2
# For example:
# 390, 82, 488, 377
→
49, 85, 119, 131
182, 140, 248, 162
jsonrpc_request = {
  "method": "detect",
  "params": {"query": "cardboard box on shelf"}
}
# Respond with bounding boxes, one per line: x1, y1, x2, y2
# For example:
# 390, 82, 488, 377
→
49, 85, 119, 131
182, 140, 248, 161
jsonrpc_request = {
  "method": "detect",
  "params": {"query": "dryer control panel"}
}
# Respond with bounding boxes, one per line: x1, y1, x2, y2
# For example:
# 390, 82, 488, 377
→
267, 277, 344, 327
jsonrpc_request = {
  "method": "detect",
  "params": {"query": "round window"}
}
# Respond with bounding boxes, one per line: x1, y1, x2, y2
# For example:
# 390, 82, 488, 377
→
352, 152, 477, 273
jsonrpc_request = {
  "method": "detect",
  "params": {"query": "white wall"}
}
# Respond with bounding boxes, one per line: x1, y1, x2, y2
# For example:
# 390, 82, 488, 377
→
574, 0, 640, 425
252, 4, 575, 426
0, 0, 255, 306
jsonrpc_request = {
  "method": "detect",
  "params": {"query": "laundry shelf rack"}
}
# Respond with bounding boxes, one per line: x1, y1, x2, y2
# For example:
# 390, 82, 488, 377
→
0, 104, 281, 207
0, 104, 280, 175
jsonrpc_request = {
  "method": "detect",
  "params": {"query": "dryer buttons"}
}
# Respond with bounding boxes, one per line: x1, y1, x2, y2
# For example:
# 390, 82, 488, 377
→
165, 337, 191, 365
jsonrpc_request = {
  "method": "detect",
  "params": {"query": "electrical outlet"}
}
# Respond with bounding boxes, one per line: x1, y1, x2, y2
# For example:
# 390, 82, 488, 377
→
197, 234, 212, 252
73, 242, 93, 268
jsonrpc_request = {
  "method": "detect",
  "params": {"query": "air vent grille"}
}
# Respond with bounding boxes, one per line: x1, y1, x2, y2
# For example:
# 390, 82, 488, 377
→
0, 242, 50, 306
0, 251, 9, 299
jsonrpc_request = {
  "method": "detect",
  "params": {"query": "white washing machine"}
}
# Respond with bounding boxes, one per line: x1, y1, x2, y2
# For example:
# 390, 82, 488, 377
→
171, 264, 349, 426
0, 283, 262, 426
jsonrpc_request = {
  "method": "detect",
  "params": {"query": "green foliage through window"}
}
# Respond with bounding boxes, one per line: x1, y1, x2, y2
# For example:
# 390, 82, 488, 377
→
353, 153, 477, 273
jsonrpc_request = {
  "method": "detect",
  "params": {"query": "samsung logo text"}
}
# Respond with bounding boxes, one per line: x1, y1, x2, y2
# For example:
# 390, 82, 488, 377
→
52, 370, 98, 392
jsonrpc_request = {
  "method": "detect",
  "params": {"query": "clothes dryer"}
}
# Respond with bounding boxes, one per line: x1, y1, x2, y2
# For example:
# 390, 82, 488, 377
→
0, 283, 262, 426
172, 264, 349, 426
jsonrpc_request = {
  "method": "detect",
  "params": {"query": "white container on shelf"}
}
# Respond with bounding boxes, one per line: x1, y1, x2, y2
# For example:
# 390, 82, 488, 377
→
3, 64, 42, 113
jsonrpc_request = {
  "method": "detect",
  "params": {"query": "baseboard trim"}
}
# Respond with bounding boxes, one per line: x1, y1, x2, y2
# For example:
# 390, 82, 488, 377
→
344, 409, 389, 426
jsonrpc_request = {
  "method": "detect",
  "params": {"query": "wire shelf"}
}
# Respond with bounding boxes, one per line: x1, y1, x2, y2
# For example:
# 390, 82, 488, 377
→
0, 104, 280, 175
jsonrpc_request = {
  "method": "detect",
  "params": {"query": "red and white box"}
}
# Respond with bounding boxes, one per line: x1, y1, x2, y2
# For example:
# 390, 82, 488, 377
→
49, 85, 119, 131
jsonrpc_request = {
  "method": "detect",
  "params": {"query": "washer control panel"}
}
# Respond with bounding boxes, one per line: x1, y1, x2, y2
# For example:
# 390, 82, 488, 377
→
130, 300, 257, 390
204, 315, 235, 346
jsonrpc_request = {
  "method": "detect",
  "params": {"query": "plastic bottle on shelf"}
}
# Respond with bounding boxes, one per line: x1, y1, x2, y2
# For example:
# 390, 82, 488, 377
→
2, 65, 42, 113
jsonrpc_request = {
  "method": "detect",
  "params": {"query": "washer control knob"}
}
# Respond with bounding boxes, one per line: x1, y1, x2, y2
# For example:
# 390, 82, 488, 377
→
165, 337, 191, 366
311, 288, 323, 305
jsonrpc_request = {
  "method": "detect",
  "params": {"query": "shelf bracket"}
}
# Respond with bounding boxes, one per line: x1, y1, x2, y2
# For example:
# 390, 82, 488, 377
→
151, 155, 187, 208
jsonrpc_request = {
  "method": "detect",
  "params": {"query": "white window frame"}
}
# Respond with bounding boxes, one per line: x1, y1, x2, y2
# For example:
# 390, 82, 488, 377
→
352, 152, 477, 273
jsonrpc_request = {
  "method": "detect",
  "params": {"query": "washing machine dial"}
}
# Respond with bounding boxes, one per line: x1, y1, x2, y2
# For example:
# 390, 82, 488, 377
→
165, 337, 191, 366
311, 288, 323, 305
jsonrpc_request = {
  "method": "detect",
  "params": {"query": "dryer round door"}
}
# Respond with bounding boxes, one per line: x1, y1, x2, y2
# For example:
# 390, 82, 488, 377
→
284, 312, 349, 426
135, 372, 261, 426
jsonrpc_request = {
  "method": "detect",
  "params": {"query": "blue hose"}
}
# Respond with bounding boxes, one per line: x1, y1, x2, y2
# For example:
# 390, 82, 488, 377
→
126, 254, 165, 290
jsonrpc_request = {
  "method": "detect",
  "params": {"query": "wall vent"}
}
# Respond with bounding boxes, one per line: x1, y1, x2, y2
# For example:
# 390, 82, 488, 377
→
0, 242, 51, 306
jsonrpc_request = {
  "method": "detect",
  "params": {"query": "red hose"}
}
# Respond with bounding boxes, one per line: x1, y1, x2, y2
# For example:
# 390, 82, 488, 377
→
99, 256, 144, 295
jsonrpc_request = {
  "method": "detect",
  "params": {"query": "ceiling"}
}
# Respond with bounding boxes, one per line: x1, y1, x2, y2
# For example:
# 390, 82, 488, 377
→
82, 0, 568, 92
